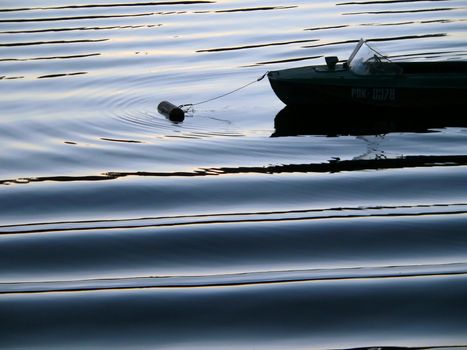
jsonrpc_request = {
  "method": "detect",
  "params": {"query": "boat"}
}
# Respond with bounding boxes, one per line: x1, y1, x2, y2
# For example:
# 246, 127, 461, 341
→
267, 39, 467, 108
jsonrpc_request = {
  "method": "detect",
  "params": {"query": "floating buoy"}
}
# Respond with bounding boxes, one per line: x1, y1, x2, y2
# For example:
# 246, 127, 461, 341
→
157, 72, 268, 121
157, 101, 185, 122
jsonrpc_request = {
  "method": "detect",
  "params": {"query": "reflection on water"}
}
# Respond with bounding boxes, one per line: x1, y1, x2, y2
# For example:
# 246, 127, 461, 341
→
1, 0, 467, 348
273, 106, 467, 137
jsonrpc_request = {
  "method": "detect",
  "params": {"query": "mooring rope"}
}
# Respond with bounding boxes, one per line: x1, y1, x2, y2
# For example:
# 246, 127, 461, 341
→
178, 71, 269, 112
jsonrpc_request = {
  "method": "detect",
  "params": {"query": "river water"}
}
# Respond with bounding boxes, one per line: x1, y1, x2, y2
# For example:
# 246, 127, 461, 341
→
1, 0, 467, 349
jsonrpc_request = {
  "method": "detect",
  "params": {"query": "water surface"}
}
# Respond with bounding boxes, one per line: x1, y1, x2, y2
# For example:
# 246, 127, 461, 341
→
1, 0, 467, 348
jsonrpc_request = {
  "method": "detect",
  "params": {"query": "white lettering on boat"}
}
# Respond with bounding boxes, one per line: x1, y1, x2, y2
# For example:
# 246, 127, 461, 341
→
372, 88, 396, 101
351, 88, 368, 99
351, 88, 396, 101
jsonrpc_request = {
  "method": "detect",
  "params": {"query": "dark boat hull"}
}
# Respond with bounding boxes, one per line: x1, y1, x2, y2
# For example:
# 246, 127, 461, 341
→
268, 62, 467, 108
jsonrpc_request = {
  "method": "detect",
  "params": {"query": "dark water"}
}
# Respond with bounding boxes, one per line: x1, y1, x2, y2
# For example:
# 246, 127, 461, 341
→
1, 0, 467, 348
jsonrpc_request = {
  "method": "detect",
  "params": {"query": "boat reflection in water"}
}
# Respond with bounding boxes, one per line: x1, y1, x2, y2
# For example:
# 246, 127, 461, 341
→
271, 105, 467, 171
272, 105, 467, 138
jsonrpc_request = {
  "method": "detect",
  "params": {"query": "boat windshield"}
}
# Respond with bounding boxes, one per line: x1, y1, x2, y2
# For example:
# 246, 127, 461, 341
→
348, 39, 402, 76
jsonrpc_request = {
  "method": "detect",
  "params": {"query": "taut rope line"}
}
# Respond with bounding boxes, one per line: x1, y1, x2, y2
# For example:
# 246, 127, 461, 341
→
178, 71, 269, 112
